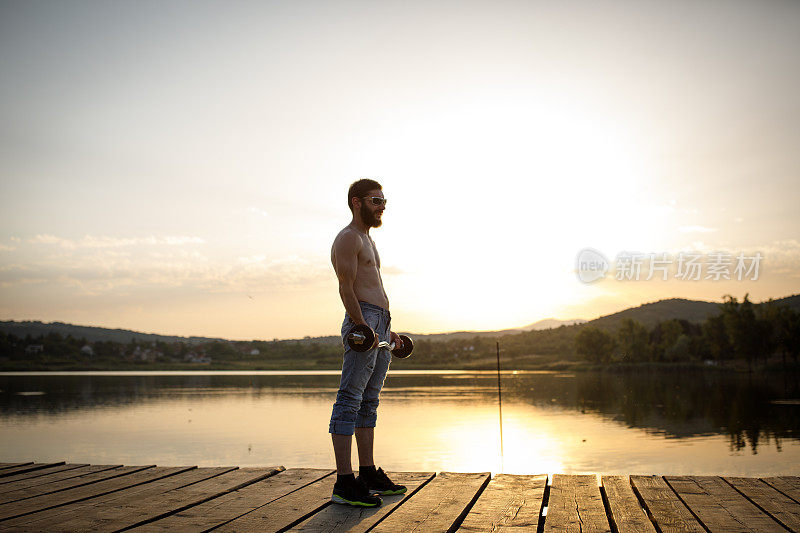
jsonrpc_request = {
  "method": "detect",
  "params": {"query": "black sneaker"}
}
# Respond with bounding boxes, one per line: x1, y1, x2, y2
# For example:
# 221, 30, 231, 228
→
331, 476, 382, 507
358, 467, 407, 496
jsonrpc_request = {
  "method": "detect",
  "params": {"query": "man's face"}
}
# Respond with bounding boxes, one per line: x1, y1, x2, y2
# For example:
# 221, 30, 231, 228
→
359, 189, 385, 228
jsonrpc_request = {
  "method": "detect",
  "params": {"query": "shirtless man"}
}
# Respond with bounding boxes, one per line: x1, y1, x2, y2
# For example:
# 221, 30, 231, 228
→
328, 179, 407, 507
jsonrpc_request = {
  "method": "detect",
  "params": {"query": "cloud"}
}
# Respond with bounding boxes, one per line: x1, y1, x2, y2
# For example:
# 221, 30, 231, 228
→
237, 254, 267, 264
678, 226, 717, 234
0, 245, 330, 294
27, 234, 205, 249
0, 243, 15, 251
216, 255, 331, 292
381, 265, 404, 275
759, 239, 800, 277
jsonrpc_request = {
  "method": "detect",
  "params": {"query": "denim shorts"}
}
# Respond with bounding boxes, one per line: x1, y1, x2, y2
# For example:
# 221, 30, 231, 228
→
329, 301, 392, 435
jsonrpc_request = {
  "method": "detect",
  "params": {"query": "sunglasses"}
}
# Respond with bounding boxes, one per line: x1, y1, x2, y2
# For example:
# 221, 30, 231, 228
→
362, 196, 387, 207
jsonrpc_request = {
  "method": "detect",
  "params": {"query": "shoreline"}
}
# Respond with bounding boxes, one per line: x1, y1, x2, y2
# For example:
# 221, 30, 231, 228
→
1, 360, 797, 373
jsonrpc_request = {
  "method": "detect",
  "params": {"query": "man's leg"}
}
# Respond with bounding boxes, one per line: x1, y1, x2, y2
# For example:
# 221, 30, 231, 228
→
352, 314, 406, 496
332, 433, 354, 475
330, 310, 378, 469
354, 426, 374, 468
328, 308, 383, 507
353, 353, 388, 467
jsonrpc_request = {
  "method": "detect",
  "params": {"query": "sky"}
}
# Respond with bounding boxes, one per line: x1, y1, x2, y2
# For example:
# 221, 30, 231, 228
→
1, 0, 799, 340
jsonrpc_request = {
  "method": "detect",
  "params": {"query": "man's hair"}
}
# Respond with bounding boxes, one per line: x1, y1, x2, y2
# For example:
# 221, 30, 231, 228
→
347, 179, 382, 212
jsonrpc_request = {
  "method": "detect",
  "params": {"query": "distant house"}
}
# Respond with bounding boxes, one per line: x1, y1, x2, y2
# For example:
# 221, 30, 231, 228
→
25, 345, 44, 355
81, 345, 94, 356
250, 348, 260, 356
132, 346, 158, 362
184, 352, 211, 364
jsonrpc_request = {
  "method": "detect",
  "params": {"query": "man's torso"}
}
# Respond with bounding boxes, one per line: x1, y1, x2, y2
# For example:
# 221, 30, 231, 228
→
331, 227, 389, 310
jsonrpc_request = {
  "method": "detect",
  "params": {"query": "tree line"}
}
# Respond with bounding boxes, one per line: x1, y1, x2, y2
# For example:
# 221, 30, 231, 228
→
575, 294, 800, 370
2, 293, 798, 370
0, 332, 341, 365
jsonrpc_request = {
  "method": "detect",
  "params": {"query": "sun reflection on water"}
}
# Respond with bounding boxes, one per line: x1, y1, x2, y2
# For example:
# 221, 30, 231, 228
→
1, 371, 798, 476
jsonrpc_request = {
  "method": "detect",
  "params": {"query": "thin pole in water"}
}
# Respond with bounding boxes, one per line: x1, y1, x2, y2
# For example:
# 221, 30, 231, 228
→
496, 341, 504, 472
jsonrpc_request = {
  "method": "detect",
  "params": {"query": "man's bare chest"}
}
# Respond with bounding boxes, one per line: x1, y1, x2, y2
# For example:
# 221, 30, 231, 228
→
359, 237, 381, 269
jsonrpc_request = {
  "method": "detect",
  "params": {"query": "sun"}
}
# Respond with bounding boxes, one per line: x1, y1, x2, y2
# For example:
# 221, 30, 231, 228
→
374, 98, 653, 332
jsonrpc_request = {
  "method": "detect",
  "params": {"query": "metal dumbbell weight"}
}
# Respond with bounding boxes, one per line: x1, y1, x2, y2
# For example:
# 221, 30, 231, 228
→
385, 334, 414, 359
345, 324, 378, 351
345, 325, 414, 359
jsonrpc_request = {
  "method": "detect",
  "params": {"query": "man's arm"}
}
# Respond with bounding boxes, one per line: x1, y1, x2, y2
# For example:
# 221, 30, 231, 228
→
333, 231, 367, 325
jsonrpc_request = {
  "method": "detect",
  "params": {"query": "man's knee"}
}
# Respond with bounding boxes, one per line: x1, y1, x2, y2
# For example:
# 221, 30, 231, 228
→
358, 396, 379, 414
355, 410, 378, 428
335, 388, 363, 408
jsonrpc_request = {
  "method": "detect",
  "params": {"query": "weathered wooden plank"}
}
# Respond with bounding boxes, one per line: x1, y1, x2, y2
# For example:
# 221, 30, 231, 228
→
371, 472, 490, 533
0, 464, 32, 471
0, 466, 149, 505
0, 466, 191, 522
725, 476, 800, 531
135, 468, 331, 532
544, 474, 610, 533
28, 467, 283, 532
0, 462, 64, 479
666, 476, 783, 532
762, 476, 800, 504
629, 476, 704, 533
7, 467, 236, 530
214, 472, 341, 532
287, 472, 434, 533
0, 465, 119, 495
458, 474, 546, 532
0, 463, 88, 485
601, 476, 656, 533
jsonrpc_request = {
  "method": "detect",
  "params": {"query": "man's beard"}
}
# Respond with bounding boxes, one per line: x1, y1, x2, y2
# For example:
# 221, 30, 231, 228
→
360, 203, 382, 228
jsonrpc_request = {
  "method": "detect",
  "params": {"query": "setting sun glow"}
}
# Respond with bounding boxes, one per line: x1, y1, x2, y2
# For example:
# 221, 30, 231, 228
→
1, 1, 798, 339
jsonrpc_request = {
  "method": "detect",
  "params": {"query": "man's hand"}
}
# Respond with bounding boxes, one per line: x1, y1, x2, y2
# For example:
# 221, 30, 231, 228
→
390, 331, 403, 350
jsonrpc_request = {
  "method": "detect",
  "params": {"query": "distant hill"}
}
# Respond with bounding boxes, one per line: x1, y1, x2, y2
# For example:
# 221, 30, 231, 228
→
587, 298, 720, 330
770, 293, 800, 312
406, 319, 587, 341
0, 321, 225, 345
586, 294, 800, 331
2, 293, 797, 346
519, 318, 588, 331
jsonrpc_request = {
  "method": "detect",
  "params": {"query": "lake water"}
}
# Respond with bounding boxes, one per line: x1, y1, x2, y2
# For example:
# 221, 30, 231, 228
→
1, 369, 799, 476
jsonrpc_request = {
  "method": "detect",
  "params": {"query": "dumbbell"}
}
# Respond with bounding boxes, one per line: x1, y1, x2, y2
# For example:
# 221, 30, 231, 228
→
345, 324, 414, 359
379, 335, 414, 359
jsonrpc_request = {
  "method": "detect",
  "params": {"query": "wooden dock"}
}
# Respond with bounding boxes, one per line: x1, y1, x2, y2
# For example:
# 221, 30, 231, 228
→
0, 461, 799, 532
